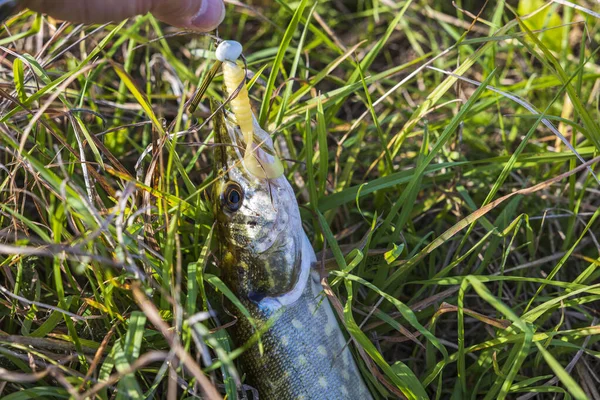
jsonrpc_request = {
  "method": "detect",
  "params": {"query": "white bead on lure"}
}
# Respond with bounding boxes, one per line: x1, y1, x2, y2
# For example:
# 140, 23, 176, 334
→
215, 40, 284, 180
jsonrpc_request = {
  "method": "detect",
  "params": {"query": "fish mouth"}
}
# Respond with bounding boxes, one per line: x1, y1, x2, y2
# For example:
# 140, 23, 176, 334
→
211, 100, 283, 180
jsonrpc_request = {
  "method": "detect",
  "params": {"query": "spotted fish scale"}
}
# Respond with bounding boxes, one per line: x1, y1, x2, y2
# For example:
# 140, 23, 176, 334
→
229, 253, 372, 399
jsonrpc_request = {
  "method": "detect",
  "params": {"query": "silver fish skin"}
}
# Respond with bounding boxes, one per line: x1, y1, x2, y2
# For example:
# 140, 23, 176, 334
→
212, 106, 373, 400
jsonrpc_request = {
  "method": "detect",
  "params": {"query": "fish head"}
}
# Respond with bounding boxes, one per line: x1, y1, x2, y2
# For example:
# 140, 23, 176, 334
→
211, 102, 304, 304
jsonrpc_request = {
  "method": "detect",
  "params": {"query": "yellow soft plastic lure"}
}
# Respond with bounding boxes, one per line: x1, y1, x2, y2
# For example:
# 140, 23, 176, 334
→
216, 40, 284, 180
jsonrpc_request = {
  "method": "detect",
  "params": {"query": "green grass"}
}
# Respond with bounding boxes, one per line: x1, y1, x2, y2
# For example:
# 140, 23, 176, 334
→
0, 1, 599, 399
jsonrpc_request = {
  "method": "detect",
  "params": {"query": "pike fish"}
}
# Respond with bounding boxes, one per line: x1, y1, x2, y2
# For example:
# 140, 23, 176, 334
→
212, 106, 373, 399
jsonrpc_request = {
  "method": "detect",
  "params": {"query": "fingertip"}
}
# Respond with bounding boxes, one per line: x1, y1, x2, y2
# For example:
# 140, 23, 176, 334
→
189, 0, 225, 31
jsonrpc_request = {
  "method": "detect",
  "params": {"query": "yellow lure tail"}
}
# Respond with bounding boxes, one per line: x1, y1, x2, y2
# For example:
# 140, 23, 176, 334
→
217, 40, 284, 179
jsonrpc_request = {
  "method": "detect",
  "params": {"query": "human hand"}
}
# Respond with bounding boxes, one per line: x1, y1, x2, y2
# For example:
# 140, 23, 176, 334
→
13, 0, 225, 31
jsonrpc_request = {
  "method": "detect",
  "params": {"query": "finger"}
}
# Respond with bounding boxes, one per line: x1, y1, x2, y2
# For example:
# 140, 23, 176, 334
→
152, 0, 225, 31
22, 0, 225, 31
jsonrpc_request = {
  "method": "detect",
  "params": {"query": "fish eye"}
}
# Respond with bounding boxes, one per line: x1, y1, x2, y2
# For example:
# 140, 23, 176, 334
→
222, 182, 244, 212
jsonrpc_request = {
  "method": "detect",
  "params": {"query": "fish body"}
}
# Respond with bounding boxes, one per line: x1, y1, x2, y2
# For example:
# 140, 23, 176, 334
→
212, 106, 373, 399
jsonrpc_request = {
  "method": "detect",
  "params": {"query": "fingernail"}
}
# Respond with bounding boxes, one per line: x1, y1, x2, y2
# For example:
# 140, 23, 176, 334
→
191, 0, 225, 31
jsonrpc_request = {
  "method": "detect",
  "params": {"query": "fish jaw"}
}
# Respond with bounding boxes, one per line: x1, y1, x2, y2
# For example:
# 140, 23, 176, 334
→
212, 105, 306, 304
